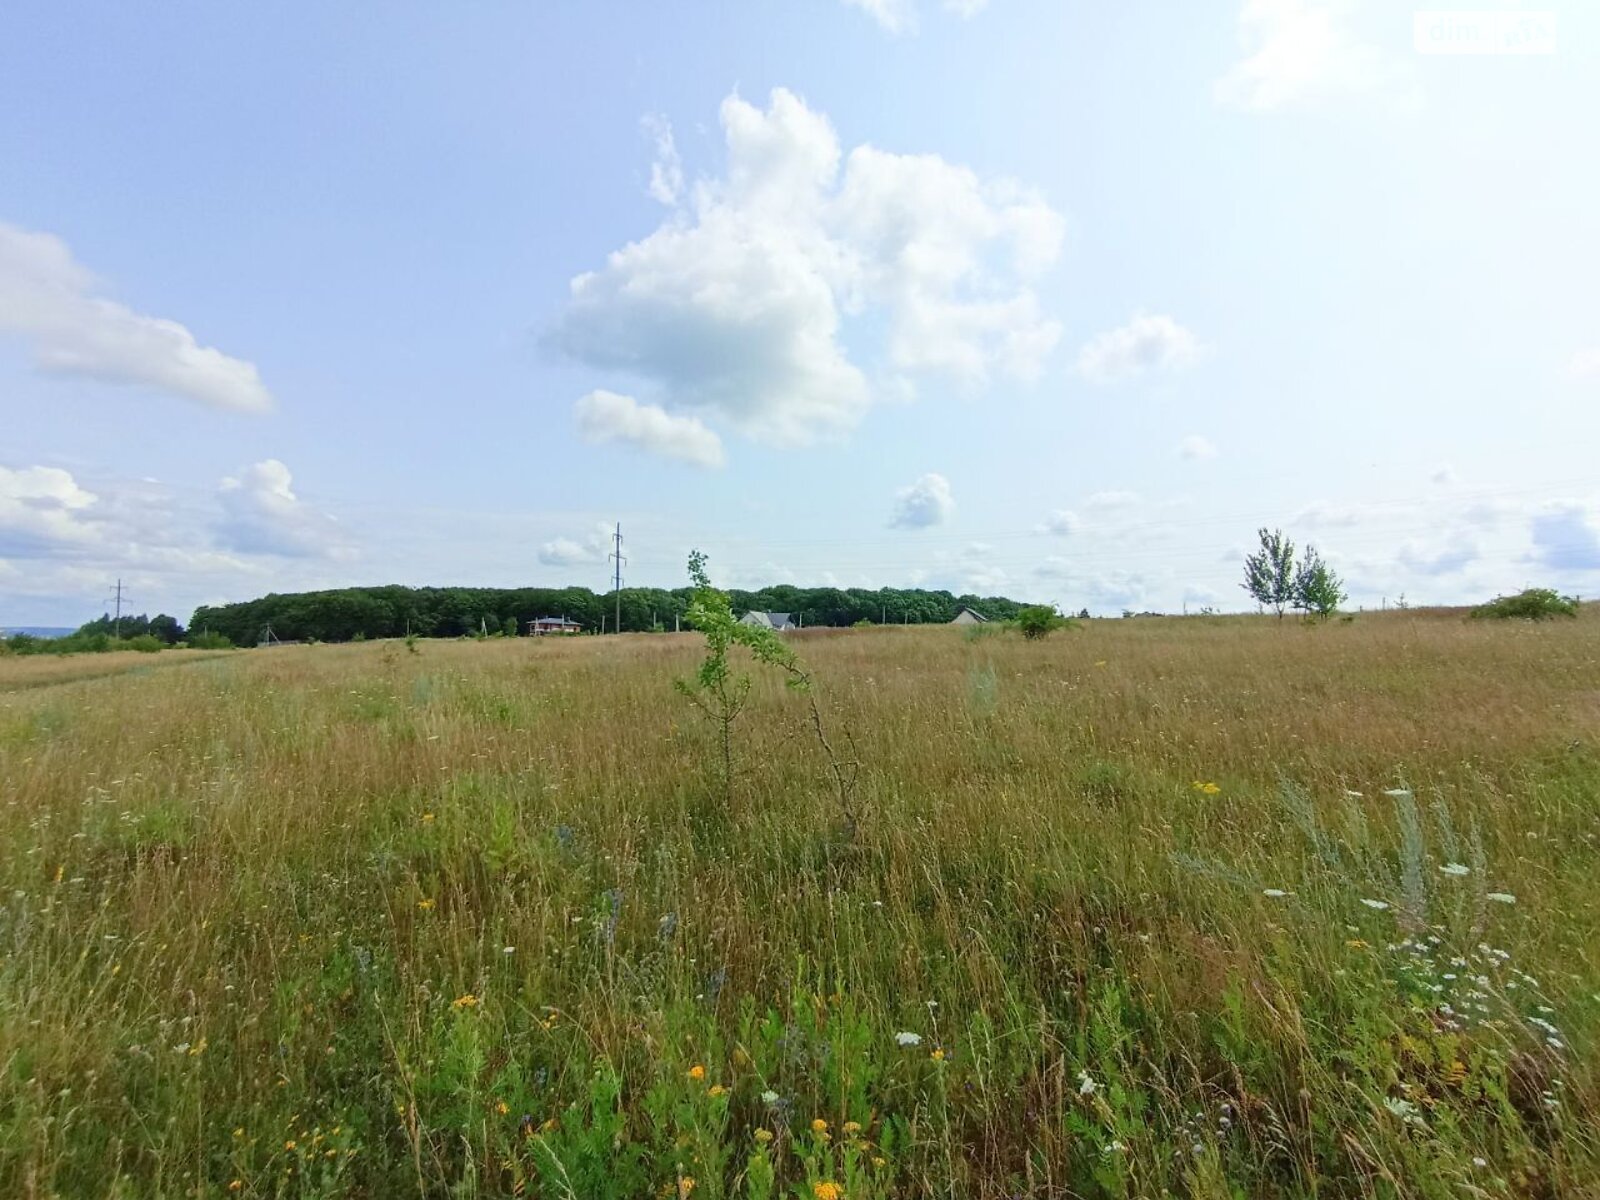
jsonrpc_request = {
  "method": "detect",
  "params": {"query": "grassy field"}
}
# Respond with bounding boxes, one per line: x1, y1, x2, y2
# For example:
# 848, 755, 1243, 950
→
1, 612, 1597, 1198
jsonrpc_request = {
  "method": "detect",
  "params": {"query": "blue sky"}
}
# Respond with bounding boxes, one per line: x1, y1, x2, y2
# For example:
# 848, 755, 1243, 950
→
3, 0, 1597, 624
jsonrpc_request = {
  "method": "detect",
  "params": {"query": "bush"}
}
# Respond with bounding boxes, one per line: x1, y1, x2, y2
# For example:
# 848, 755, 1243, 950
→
187, 631, 235, 650
1017, 605, 1065, 640
126, 634, 165, 653
1471, 588, 1579, 621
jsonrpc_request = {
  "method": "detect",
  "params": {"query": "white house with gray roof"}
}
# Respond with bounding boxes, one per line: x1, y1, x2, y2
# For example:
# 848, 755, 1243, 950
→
738, 611, 798, 631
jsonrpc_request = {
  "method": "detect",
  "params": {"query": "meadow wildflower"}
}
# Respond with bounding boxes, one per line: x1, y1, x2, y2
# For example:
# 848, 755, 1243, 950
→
754, 1128, 773, 1144
1078, 1070, 1098, 1096
417, 898, 436, 911
1382, 788, 1413, 798
812, 1118, 829, 1135
761, 1090, 780, 1104
1361, 899, 1389, 910
229, 1182, 242, 1192
813, 1183, 843, 1200
452, 993, 479, 1009
707, 1084, 727, 1098
894, 1030, 922, 1046
496, 1101, 510, 1115
1262, 888, 1289, 898
677, 1178, 696, 1197
1191, 781, 1221, 795
1487, 893, 1516, 904
929, 1047, 946, 1062
1440, 862, 1470, 876
843, 1120, 862, 1136
687, 1064, 706, 1081
420, 812, 435, 823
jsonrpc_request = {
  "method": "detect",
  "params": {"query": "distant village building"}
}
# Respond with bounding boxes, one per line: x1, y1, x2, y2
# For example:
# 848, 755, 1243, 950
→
950, 607, 990, 625
738, 611, 798, 632
527, 615, 583, 636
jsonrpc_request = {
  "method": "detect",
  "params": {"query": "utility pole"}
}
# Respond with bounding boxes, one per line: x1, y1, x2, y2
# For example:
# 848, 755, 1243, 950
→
107, 578, 129, 638
609, 522, 626, 634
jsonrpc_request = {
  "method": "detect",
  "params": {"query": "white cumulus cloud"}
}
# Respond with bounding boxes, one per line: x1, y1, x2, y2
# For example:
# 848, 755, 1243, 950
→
216, 460, 346, 558
890, 473, 955, 529
1040, 509, 1083, 536
0, 221, 272, 412
1077, 314, 1201, 383
0, 465, 103, 557
557, 88, 1061, 447
574, 389, 725, 468
642, 115, 683, 206
1215, 0, 1415, 113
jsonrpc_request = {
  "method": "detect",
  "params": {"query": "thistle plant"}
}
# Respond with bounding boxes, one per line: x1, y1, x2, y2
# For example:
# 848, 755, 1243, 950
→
676, 550, 861, 837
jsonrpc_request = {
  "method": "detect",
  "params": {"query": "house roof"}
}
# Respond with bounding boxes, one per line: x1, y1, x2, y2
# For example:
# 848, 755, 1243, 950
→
740, 611, 796, 630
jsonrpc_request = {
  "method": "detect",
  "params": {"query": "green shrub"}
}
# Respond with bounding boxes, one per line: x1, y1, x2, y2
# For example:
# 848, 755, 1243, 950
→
126, 634, 165, 653
1470, 588, 1579, 621
187, 631, 235, 650
1017, 605, 1065, 640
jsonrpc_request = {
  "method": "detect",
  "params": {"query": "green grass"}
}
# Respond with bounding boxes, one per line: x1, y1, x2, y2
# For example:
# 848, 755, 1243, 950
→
1, 612, 1596, 1197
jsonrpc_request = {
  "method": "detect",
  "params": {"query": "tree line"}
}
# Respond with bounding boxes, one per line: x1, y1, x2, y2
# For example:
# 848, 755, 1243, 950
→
187, 584, 1033, 645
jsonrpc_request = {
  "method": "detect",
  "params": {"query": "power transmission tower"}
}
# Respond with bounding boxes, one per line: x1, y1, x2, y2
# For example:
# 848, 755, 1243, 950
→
609, 522, 626, 634
106, 578, 129, 638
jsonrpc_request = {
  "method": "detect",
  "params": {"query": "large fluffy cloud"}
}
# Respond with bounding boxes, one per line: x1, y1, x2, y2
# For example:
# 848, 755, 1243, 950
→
216, 460, 347, 558
1215, 0, 1416, 113
574, 389, 725, 468
0, 222, 273, 412
1076, 314, 1200, 383
0, 465, 103, 557
556, 88, 1062, 448
890, 473, 956, 529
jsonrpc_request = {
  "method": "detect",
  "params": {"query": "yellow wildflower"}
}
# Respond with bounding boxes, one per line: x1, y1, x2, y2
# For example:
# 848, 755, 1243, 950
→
233, 1127, 245, 1139
1346, 939, 1369, 949
452, 993, 479, 1010
687, 1064, 706, 1081
421, 812, 435, 823
930, 1047, 946, 1062
707, 1084, 727, 1099
228, 1182, 242, 1193
417, 898, 436, 911
284, 1140, 296, 1151
813, 1183, 843, 1200
496, 1101, 510, 1115
754, 1127, 774, 1144
678, 1178, 696, 1197
811, 1117, 829, 1135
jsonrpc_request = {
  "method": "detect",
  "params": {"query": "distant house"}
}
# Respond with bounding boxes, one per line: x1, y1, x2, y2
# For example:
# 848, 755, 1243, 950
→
950, 607, 990, 625
528, 615, 583, 636
738, 611, 798, 632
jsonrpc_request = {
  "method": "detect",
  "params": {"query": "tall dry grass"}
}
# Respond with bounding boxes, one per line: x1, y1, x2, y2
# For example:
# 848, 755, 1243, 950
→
0, 611, 1596, 1197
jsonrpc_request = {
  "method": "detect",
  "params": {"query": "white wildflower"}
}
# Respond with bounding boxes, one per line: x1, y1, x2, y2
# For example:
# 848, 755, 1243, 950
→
1361, 898, 1390, 910
1262, 888, 1289, 898
761, 1090, 779, 1105
1486, 892, 1516, 904
1078, 1070, 1098, 1096
1440, 863, 1469, 877
1382, 788, 1412, 798
894, 1031, 922, 1047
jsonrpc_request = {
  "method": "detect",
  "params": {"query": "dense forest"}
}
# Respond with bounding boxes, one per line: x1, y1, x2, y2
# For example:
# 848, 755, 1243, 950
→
188, 584, 1033, 645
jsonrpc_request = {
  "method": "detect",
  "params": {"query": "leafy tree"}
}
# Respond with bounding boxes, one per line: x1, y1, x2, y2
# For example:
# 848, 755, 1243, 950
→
1242, 527, 1296, 619
1292, 545, 1347, 618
